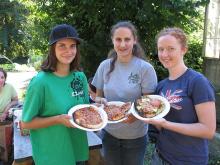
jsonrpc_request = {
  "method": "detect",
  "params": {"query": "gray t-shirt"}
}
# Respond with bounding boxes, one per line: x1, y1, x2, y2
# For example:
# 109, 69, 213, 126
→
92, 56, 158, 139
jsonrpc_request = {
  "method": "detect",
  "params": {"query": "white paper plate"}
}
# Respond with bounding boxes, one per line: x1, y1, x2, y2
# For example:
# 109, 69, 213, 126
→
131, 95, 170, 121
68, 104, 108, 131
104, 101, 132, 124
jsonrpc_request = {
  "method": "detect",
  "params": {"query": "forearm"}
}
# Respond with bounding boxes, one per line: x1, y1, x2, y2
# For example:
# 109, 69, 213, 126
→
21, 115, 61, 129
162, 121, 215, 139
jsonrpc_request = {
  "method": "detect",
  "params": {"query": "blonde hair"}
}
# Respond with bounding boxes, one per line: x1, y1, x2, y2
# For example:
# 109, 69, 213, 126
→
156, 27, 188, 48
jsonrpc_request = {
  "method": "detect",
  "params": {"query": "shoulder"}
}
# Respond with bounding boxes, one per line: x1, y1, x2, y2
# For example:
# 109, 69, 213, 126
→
99, 59, 111, 67
95, 59, 111, 73
3, 83, 16, 93
31, 71, 47, 81
72, 71, 86, 76
28, 71, 49, 87
4, 83, 14, 89
186, 69, 210, 85
134, 57, 155, 69
72, 71, 87, 80
157, 78, 168, 88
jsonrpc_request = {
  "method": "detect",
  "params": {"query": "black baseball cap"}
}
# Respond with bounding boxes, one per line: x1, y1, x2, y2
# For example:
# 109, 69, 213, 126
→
49, 24, 81, 45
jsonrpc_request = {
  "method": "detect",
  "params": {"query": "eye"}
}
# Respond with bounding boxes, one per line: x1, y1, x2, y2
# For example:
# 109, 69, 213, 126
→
168, 47, 175, 51
125, 38, 131, 42
71, 44, 77, 49
158, 48, 164, 52
57, 44, 66, 48
115, 38, 122, 42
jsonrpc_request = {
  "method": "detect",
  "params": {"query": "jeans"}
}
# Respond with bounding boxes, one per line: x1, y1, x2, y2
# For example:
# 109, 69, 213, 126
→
101, 130, 147, 165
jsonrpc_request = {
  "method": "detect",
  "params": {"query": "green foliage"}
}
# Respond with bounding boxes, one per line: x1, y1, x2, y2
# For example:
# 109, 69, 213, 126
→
13, 0, 208, 78
185, 40, 204, 73
0, 63, 15, 71
0, 0, 28, 59
208, 133, 220, 165
144, 143, 155, 165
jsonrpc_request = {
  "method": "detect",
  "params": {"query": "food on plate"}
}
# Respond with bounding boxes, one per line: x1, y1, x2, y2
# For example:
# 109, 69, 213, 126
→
104, 102, 131, 121
73, 106, 103, 129
135, 96, 165, 118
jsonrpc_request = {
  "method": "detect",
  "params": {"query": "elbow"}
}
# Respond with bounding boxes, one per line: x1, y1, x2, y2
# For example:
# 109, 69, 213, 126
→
206, 128, 216, 140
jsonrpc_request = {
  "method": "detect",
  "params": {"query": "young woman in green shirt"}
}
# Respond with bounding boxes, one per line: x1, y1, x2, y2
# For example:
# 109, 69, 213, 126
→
21, 24, 89, 165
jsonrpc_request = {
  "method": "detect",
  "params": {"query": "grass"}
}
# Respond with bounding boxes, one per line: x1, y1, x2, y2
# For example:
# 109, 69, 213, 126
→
144, 143, 155, 165
144, 141, 220, 165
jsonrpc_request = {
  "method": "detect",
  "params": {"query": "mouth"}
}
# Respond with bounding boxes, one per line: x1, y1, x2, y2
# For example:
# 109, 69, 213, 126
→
62, 55, 75, 59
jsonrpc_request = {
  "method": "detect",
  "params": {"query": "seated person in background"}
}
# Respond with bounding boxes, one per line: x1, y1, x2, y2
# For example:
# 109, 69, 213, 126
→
0, 68, 18, 122
88, 77, 96, 103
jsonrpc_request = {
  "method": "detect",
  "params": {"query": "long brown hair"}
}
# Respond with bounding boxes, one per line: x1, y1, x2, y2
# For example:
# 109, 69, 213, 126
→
41, 42, 81, 72
107, 21, 145, 77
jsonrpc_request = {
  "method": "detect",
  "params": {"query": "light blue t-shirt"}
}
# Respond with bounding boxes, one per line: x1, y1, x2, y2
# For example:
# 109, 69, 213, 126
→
92, 56, 158, 139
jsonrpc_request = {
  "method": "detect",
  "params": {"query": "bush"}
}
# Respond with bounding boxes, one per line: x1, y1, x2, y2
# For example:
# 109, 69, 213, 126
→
0, 64, 15, 71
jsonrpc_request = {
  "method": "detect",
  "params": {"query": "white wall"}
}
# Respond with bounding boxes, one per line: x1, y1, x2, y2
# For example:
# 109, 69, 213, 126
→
204, 0, 220, 59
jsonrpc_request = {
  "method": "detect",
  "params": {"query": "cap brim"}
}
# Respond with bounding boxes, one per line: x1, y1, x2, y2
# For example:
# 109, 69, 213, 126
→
49, 37, 82, 45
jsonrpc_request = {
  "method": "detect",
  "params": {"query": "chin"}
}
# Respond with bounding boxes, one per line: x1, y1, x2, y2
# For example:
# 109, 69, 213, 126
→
118, 53, 131, 58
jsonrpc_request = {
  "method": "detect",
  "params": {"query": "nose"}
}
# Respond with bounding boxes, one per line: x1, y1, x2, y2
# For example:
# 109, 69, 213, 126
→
65, 47, 75, 54
120, 40, 126, 47
160, 49, 169, 57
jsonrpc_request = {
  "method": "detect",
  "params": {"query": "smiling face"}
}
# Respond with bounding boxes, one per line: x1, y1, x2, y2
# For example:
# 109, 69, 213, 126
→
0, 71, 6, 88
55, 38, 77, 67
157, 35, 187, 70
112, 27, 136, 61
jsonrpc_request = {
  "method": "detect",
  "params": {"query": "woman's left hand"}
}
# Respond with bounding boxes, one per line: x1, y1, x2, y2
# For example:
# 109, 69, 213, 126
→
58, 114, 75, 128
123, 114, 137, 124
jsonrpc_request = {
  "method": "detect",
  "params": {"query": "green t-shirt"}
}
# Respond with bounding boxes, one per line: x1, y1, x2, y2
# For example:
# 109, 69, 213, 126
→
0, 83, 17, 115
22, 71, 89, 165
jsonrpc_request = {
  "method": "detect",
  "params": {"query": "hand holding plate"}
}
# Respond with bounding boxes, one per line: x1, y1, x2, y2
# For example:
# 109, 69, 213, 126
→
123, 113, 137, 124
58, 114, 75, 128
144, 117, 167, 128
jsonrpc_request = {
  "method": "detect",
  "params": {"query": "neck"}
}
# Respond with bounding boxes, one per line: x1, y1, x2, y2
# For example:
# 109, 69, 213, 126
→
117, 54, 133, 63
54, 64, 70, 77
168, 64, 188, 80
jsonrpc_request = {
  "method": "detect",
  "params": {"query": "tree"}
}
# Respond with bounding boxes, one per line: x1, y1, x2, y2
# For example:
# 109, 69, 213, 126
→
20, 0, 208, 79
0, 0, 27, 59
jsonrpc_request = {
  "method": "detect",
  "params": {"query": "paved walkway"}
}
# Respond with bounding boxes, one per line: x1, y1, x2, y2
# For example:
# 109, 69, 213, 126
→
6, 71, 37, 94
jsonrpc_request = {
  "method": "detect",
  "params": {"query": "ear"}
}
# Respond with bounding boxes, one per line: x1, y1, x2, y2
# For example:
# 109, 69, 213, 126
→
182, 47, 188, 56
